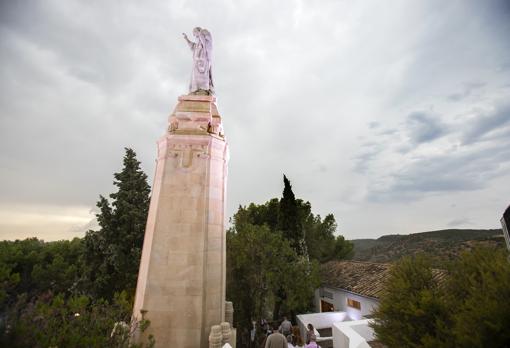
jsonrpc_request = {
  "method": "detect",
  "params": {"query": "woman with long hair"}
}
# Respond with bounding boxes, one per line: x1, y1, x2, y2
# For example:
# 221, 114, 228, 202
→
306, 324, 316, 344
292, 326, 305, 348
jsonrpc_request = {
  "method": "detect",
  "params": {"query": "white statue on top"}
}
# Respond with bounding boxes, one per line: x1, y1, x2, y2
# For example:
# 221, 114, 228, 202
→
182, 27, 214, 95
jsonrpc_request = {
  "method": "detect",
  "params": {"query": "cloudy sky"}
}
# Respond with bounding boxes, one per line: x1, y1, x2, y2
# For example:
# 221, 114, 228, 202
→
1, 0, 509, 241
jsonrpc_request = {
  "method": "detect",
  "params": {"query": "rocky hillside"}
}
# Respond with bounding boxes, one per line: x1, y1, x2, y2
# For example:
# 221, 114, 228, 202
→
351, 229, 506, 264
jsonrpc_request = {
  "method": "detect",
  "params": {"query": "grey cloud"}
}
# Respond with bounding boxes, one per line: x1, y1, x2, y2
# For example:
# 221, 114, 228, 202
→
369, 142, 510, 201
405, 111, 447, 144
447, 217, 473, 227
382, 0, 510, 108
69, 217, 99, 233
0, 0, 509, 240
318, 164, 328, 173
354, 128, 401, 173
377, 128, 398, 136
353, 143, 383, 174
360, 101, 510, 202
0, 1, 189, 95
396, 144, 412, 154
462, 102, 510, 144
447, 81, 485, 101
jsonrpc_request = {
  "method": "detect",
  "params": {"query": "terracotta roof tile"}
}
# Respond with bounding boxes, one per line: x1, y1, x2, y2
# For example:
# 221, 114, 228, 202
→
320, 260, 447, 299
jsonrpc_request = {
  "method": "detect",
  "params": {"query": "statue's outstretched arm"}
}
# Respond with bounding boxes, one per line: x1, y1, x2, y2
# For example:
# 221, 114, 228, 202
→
182, 33, 194, 49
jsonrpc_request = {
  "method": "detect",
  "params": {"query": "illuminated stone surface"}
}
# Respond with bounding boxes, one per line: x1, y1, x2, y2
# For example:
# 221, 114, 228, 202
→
132, 94, 229, 348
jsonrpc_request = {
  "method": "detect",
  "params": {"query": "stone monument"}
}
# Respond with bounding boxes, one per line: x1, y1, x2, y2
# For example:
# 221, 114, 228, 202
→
132, 28, 230, 347
501, 204, 510, 255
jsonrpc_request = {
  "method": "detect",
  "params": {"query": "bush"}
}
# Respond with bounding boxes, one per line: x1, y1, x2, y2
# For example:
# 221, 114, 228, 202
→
371, 255, 449, 348
1, 291, 131, 348
371, 247, 510, 348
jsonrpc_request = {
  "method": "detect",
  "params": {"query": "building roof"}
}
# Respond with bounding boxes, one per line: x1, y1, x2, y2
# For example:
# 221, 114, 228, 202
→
320, 260, 447, 299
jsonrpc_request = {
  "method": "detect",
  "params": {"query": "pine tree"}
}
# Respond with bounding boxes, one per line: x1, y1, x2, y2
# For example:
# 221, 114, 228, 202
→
83, 148, 151, 299
371, 255, 449, 348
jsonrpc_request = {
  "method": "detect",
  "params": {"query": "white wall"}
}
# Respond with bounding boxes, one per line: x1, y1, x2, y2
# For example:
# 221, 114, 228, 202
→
316, 287, 379, 320
296, 312, 348, 343
333, 320, 374, 348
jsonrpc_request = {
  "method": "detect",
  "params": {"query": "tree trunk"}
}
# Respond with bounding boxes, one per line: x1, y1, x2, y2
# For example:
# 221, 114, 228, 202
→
272, 286, 286, 321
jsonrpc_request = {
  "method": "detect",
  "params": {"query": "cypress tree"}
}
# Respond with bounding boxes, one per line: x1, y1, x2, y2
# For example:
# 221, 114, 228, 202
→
274, 175, 303, 320
278, 174, 302, 252
83, 148, 151, 299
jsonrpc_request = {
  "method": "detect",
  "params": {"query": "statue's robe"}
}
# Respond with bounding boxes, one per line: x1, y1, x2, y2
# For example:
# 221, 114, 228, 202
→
188, 40, 214, 93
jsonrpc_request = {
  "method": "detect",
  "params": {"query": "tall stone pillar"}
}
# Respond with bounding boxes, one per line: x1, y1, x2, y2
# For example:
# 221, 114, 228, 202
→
132, 94, 229, 348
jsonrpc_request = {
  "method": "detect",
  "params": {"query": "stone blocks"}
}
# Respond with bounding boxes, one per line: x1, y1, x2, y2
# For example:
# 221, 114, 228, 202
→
132, 95, 229, 348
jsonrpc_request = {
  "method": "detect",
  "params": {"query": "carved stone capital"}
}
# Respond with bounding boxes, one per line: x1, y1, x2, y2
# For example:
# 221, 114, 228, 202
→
167, 95, 224, 138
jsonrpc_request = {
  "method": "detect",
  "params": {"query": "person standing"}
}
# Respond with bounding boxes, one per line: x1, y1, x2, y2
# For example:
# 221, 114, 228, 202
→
287, 335, 295, 348
306, 324, 316, 344
279, 316, 293, 337
265, 321, 287, 348
292, 326, 305, 348
249, 320, 257, 348
261, 318, 270, 336
305, 340, 319, 348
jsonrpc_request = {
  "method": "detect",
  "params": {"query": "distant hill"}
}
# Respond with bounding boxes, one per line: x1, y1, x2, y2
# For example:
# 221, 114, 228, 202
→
350, 229, 505, 264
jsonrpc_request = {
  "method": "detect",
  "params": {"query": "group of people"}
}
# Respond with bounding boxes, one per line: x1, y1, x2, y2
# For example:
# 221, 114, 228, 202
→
259, 317, 321, 348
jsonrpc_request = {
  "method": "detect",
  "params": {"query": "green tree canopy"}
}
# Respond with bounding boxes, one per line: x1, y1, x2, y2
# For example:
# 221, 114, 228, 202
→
230, 175, 352, 264
226, 223, 319, 335
227, 175, 351, 344
0, 148, 155, 347
446, 248, 510, 348
371, 255, 449, 348
304, 212, 353, 262
0, 238, 83, 311
371, 247, 510, 348
83, 148, 151, 299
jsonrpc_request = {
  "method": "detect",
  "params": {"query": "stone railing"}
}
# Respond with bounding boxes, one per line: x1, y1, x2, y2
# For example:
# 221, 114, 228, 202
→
209, 322, 235, 348
209, 301, 236, 348
225, 301, 234, 326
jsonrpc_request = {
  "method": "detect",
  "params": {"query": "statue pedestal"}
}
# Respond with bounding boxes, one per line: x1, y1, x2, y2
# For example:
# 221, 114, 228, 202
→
133, 94, 229, 347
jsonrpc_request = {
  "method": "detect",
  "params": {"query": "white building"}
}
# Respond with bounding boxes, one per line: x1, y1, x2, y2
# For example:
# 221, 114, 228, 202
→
306, 260, 447, 348
315, 261, 390, 320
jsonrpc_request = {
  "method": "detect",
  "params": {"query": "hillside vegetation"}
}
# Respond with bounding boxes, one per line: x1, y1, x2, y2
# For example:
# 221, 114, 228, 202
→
0, 149, 154, 347
351, 229, 505, 264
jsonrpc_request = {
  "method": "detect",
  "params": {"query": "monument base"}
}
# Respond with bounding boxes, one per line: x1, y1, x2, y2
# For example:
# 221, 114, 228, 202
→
132, 95, 229, 348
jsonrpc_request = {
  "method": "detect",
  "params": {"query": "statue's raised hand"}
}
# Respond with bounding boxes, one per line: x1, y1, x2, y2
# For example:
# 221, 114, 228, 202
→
183, 27, 214, 94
